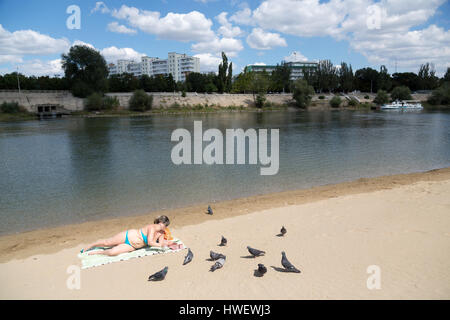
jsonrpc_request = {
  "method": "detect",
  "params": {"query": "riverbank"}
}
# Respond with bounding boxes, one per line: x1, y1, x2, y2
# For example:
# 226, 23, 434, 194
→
1, 167, 449, 299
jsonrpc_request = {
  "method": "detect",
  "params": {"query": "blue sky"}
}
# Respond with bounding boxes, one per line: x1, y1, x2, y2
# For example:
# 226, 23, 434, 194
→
0, 0, 449, 77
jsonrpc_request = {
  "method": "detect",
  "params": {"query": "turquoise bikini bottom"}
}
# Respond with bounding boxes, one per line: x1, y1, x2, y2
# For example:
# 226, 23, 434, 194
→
124, 230, 148, 248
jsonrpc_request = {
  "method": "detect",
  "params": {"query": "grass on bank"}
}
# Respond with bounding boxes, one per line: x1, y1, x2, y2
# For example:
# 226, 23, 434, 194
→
0, 102, 35, 121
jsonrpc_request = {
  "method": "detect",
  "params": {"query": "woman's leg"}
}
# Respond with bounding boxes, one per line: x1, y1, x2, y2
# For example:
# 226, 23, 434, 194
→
84, 231, 127, 251
88, 243, 135, 256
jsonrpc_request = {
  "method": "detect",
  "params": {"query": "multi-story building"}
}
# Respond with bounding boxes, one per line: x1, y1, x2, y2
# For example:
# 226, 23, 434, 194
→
108, 53, 200, 82
245, 61, 318, 81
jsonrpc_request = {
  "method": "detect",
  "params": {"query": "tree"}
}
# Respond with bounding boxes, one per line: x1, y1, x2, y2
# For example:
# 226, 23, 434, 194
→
428, 82, 450, 106
443, 67, 450, 83
338, 62, 354, 93
250, 72, 270, 107
232, 69, 253, 93
217, 52, 228, 93
226, 62, 233, 93
270, 62, 291, 93
373, 90, 389, 105
354, 67, 379, 93
61, 45, 108, 97
418, 62, 439, 90
377, 65, 392, 91
390, 86, 412, 101
330, 96, 342, 108
129, 90, 153, 111
292, 79, 314, 108
392, 72, 420, 92
315, 60, 338, 93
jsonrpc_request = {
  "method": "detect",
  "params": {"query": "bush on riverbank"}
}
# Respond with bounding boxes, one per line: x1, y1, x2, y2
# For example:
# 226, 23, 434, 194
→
0, 102, 33, 121
373, 90, 389, 105
428, 82, 450, 106
1, 101, 23, 113
292, 79, 315, 109
330, 96, 342, 108
129, 90, 153, 111
390, 86, 412, 101
84, 93, 120, 111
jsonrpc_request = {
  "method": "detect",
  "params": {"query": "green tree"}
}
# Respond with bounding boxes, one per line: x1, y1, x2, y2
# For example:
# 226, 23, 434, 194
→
392, 72, 420, 91
250, 72, 269, 108
355, 67, 379, 93
377, 65, 392, 91
129, 90, 153, 111
338, 62, 354, 93
84, 92, 104, 111
316, 60, 338, 93
330, 96, 342, 108
292, 79, 314, 108
428, 82, 450, 106
217, 52, 233, 93
418, 62, 439, 90
270, 62, 291, 93
390, 86, 412, 101
373, 90, 389, 105
61, 45, 108, 97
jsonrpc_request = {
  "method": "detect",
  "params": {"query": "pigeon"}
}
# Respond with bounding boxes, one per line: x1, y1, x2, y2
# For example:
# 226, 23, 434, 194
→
210, 257, 226, 272
281, 251, 301, 273
210, 250, 225, 260
247, 246, 265, 257
148, 266, 169, 281
257, 264, 267, 276
280, 226, 287, 236
183, 248, 193, 265
207, 205, 213, 215
219, 236, 227, 246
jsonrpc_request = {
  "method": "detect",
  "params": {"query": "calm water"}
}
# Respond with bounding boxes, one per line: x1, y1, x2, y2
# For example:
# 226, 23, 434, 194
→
1, 110, 449, 235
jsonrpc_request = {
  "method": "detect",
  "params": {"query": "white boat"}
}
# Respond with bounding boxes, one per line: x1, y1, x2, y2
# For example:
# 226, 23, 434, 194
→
380, 100, 423, 110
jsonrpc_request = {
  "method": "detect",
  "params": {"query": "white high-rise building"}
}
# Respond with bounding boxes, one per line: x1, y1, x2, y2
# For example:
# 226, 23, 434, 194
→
108, 53, 200, 82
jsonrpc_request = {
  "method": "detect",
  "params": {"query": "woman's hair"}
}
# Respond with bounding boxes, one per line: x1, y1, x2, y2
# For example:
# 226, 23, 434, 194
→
154, 215, 170, 227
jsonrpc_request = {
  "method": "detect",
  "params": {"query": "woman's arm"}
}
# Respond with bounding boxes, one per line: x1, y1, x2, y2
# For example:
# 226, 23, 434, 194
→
147, 227, 165, 247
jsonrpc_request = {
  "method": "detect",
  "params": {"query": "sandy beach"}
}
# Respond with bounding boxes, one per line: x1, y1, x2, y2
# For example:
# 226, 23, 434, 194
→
1, 168, 449, 299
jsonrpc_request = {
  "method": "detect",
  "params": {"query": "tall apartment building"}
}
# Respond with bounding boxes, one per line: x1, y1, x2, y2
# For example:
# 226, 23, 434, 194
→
108, 53, 200, 82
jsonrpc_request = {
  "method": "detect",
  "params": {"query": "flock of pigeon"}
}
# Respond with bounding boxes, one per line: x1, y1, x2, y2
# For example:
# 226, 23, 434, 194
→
147, 206, 301, 281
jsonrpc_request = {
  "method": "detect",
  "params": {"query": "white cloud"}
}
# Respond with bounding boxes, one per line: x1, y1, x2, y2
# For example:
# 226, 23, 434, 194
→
246, 28, 287, 50
91, 1, 110, 14
216, 12, 243, 38
193, 53, 221, 72
100, 46, 145, 62
17, 59, 63, 76
192, 37, 243, 57
284, 51, 308, 62
111, 5, 215, 42
107, 22, 137, 35
70, 41, 145, 63
0, 55, 23, 64
0, 24, 70, 56
229, 7, 254, 26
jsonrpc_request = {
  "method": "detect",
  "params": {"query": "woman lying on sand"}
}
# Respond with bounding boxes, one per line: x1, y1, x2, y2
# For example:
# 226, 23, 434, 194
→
82, 215, 183, 256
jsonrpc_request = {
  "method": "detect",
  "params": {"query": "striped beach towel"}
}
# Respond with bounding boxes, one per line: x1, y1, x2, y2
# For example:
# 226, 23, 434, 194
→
78, 238, 186, 269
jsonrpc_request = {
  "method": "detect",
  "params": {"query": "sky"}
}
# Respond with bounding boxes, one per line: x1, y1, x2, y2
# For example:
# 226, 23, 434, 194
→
0, 0, 449, 77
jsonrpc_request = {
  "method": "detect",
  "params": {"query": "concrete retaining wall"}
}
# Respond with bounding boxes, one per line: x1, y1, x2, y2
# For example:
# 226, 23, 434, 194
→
0, 90, 430, 112
0, 90, 84, 112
